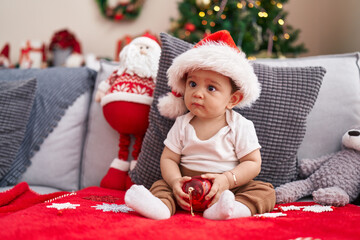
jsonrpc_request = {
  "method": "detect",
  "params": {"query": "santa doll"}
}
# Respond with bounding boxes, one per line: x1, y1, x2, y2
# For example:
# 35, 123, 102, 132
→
95, 33, 161, 190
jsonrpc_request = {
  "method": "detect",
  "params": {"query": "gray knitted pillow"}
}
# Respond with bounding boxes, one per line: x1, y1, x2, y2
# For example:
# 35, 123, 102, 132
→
129, 33, 326, 188
0, 78, 37, 179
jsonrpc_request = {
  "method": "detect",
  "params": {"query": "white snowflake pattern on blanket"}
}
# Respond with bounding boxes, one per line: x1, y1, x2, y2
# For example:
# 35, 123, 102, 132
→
92, 203, 134, 213
46, 202, 80, 210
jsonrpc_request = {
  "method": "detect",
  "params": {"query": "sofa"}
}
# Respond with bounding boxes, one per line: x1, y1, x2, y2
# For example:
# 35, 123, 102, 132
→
0, 33, 359, 239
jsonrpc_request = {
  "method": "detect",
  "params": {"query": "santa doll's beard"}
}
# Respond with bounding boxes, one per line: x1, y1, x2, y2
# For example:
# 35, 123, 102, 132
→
123, 50, 158, 79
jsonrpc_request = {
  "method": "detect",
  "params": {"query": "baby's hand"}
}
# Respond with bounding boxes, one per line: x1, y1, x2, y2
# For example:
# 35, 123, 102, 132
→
201, 173, 230, 208
170, 176, 192, 211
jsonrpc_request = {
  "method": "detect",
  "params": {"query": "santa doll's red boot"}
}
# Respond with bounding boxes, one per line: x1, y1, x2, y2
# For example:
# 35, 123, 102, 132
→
100, 158, 130, 190
125, 174, 134, 190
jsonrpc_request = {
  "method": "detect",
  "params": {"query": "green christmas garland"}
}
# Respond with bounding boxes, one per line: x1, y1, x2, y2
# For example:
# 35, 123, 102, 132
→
96, 0, 145, 21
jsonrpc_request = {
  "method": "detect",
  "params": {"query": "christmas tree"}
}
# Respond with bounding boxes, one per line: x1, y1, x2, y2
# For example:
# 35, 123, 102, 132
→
169, 0, 307, 58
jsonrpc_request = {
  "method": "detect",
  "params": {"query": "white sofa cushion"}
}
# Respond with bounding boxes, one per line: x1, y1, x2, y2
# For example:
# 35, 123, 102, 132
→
20, 92, 91, 191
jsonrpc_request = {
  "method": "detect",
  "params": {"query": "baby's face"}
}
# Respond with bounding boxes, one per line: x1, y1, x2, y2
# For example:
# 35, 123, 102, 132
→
184, 69, 236, 119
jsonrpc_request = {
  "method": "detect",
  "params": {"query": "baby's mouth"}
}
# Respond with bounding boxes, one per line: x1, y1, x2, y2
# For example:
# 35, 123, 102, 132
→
192, 102, 203, 107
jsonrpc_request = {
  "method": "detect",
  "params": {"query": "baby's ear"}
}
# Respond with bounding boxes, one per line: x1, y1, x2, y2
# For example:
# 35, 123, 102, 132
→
227, 90, 243, 109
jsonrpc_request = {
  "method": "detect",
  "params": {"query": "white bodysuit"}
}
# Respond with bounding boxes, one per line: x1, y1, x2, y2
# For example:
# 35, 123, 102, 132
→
164, 110, 261, 173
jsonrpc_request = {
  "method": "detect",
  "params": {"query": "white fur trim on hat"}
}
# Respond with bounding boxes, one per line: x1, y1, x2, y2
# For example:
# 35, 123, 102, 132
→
167, 42, 260, 109
157, 92, 187, 119
101, 92, 153, 106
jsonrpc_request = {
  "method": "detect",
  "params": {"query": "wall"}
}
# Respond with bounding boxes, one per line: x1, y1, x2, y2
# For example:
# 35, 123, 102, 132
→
0, 0, 359, 64
285, 0, 360, 56
0, 0, 179, 63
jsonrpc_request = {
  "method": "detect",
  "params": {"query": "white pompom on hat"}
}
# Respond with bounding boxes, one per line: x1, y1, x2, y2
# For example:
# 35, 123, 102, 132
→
157, 30, 261, 119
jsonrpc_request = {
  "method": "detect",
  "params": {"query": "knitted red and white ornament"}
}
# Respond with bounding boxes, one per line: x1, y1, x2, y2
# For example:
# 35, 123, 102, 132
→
19, 40, 47, 69
97, 33, 161, 190
157, 30, 261, 119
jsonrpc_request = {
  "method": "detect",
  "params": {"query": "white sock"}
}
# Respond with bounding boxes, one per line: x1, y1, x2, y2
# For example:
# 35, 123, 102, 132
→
203, 190, 251, 220
124, 185, 171, 220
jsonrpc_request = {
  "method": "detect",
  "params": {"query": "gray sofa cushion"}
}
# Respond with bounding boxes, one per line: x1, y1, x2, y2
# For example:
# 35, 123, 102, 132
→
129, 33, 326, 188
0, 67, 96, 187
239, 64, 325, 186
0, 78, 37, 179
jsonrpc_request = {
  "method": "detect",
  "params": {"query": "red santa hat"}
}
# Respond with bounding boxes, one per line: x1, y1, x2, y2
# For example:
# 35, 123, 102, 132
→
1, 43, 9, 58
157, 30, 261, 119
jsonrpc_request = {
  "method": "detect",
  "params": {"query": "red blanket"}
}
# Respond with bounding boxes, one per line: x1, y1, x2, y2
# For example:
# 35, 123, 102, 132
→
1, 182, 359, 239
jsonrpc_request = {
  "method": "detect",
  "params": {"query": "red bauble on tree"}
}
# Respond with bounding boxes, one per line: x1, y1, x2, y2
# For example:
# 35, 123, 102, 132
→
184, 23, 196, 32
182, 176, 213, 214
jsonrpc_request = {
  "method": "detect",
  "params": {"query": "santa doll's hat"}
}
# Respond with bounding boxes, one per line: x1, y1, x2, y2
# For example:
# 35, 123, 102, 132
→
1, 43, 9, 58
130, 32, 160, 49
157, 30, 261, 119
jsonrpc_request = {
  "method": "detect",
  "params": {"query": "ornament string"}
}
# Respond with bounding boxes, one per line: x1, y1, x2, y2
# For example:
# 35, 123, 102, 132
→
188, 187, 195, 216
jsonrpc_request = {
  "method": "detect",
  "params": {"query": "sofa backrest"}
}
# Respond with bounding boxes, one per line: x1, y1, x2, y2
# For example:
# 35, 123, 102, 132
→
2, 52, 359, 192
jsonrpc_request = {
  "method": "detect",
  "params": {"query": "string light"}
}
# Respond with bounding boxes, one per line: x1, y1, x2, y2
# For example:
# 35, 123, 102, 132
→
255, 1, 261, 6
273, 36, 278, 41
277, 3, 283, 8
202, 20, 208, 25
258, 11, 268, 18
248, 2, 254, 8
284, 33, 290, 39
210, 21, 215, 27
278, 19, 284, 25
237, 3, 243, 8
207, 9, 213, 15
199, 11, 205, 17
214, 5, 220, 11
221, 14, 226, 19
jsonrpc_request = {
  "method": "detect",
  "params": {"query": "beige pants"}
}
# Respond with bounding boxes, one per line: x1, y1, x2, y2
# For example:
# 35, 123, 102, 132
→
149, 167, 276, 216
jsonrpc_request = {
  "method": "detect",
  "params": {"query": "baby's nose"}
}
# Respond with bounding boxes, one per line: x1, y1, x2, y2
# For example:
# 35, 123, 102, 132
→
193, 89, 204, 98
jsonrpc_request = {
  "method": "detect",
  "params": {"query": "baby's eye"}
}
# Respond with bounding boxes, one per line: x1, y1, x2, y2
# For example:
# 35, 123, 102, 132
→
208, 85, 216, 92
189, 81, 196, 88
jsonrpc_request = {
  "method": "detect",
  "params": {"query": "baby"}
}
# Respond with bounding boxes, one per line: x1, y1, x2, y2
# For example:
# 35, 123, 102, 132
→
125, 30, 275, 220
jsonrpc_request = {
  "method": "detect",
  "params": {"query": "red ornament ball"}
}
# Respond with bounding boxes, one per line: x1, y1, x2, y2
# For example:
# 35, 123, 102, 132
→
182, 176, 213, 212
184, 23, 196, 32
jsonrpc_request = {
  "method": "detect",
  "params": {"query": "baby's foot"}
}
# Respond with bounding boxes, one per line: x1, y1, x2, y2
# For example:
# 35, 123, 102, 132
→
125, 185, 171, 220
203, 190, 251, 220
203, 190, 235, 220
